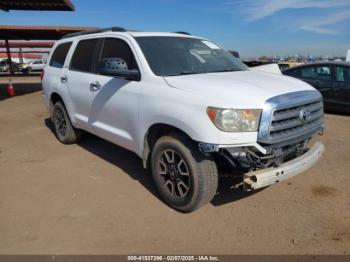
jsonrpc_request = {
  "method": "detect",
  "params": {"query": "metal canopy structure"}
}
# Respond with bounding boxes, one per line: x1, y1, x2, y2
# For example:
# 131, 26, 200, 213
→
0, 0, 79, 75
0, 25, 97, 40
0, 42, 56, 64
0, 41, 54, 48
0, 0, 75, 12
1, 25, 97, 74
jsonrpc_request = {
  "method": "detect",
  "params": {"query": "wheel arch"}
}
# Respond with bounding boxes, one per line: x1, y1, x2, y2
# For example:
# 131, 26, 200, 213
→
49, 92, 75, 125
50, 92, 64, 105
142, 123, 197, 169
49, 92, 64, 120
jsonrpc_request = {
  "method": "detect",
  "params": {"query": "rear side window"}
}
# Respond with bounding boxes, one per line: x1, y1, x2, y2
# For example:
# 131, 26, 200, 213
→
49, 42, 72, 68
70, 39, 98, 73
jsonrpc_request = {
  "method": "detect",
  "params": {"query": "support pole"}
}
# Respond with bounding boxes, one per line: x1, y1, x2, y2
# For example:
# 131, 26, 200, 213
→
19, 47, 23, 64
5, 39, 14, 75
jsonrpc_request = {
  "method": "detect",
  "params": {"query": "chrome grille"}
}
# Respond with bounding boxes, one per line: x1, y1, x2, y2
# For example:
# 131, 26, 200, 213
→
258, 90, 324, 145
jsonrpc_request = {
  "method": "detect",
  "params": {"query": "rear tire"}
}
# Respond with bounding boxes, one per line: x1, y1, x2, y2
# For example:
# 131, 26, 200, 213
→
151, 134, 218, 213
52, 101, 82, 144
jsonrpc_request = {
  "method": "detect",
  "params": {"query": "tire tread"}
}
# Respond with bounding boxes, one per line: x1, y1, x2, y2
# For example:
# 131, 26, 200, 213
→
152, 133, 218, 213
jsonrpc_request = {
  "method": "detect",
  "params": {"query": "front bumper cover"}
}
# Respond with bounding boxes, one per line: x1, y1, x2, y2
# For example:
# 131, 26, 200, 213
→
244, 142, 325, 190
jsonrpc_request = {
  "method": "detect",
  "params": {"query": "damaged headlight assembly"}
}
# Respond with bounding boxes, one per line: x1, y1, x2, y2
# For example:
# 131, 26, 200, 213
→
207, 107, 261, 132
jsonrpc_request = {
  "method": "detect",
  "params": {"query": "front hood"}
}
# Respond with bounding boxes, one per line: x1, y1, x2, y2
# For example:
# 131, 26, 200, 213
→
164, 71, 315, 108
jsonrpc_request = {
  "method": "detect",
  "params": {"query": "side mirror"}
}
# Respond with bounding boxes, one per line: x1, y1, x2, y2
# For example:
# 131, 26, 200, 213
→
115, 69, 141, 81
98, 57, 141, 81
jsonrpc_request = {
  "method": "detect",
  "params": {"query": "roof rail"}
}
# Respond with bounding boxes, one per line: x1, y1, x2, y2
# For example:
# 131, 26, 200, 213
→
174, 31, 191, 35
61, 26, 127, 39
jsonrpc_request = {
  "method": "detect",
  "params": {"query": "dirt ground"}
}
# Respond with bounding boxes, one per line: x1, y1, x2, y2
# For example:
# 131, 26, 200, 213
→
0, 77, 349, 255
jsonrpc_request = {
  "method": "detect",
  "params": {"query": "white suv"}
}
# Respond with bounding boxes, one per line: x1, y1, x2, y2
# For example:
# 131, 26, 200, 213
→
22, 60, 46, 73
42, 27, 325, 212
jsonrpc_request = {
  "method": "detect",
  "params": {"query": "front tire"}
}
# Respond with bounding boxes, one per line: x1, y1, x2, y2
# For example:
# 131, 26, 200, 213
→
52, 102, 82, 144
151, 134, 218, 213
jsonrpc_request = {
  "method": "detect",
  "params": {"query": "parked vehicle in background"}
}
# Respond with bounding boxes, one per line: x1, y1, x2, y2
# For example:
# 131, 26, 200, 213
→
0, 60, 8, 72
0, 60, 20, 72
242, 60, 271, 67
228, 50, 240, 58
278, 63, 290, 71
42, 27, 325, 212
21, 60, 46, 74
283, 62, 350, 113
250, 63, 281, 74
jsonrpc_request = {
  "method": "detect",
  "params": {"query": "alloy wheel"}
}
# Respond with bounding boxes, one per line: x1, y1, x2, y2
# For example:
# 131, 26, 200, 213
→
158, 149, 191, 198
54, 108, 67, 138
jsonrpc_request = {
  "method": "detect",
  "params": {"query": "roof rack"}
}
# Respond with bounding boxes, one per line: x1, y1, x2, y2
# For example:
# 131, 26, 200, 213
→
174, 31, 191, 35
61, 26, 127, 39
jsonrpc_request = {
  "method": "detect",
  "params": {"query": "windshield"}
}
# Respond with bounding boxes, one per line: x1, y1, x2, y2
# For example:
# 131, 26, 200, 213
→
135, 36, 247, 76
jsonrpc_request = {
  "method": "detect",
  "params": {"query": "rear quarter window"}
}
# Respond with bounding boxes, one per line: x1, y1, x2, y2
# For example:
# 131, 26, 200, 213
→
335, 66, 350, 82
49, 42, 72, 69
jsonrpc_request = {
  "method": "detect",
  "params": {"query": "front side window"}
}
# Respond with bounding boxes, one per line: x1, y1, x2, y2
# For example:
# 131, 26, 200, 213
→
300, 66, 332, 80
49, 42, 72, 69
70, 39, 98, 73
135, 36, 247, 76
335, 66, 350, 82
98, 38, 138, 74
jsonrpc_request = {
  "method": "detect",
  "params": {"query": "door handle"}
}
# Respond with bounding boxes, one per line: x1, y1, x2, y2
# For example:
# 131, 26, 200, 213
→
60, 75, 68, 83
90, 81, 101, 91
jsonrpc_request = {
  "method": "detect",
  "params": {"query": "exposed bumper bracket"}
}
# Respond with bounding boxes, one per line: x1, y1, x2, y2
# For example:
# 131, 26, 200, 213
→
244, 142, 325, 190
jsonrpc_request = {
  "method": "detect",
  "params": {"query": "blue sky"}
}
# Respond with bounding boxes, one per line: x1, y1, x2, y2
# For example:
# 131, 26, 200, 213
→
1, 0, 349, 58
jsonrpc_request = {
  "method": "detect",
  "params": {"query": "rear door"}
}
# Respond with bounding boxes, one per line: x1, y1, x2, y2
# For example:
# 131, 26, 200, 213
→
333, 65, 350, 112
65, 38, 100, 130
43, 41, 72, 109
88, 37, 142, 152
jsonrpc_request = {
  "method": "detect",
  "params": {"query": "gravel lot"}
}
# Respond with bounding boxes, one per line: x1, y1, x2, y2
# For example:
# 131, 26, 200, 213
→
0, 77, 349, 254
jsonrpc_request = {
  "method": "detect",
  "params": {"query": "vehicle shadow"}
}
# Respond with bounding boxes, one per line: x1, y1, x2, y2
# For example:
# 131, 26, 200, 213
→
211, 177, 264, 206
0, 83, 42, 101
44, 118, 263, 208
44, 118, 159, 200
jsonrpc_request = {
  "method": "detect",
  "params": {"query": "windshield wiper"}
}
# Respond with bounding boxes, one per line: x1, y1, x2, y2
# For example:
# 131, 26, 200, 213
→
211, 69, 238, 73
164, 69, 239, 77
180, 70, 199, 75
164, 70, 201, 77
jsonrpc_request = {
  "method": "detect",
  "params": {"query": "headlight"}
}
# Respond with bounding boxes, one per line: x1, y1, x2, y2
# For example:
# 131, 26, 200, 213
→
207, 107, 261, 132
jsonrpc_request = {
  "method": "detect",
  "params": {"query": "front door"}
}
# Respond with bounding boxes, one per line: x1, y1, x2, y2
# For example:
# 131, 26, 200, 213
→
88, 37, 141, 153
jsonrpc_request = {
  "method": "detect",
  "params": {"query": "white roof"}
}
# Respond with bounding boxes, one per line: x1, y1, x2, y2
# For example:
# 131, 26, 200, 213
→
57, 30, 204, 43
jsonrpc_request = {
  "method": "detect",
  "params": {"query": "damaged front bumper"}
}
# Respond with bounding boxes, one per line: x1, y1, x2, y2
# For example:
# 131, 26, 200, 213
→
243, 142, 325, 190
